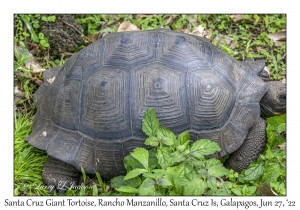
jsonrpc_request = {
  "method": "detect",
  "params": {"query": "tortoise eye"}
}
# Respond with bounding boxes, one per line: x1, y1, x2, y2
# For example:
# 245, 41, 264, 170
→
280, 93, 286, 102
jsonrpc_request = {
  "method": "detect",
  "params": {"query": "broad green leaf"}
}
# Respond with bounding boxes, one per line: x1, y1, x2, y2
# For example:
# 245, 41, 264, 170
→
182, 160, 196, 173
189, 151, 204, 160
152, 168, 169, 174
177, 130, 190, 146
116, 186, 139, 194
142, 108, 160, 137
279, 187, 286, 196
40, 40, 49, 48
205, 158, 222, 168
144, 136, 159, 147
38, 32, 44, 39
276, 123, 286, 134
110, 175, 141, 189
42, 16, 48, 21
231, 187, 243, 196
242, 162, 264, 181
190, 139, 221, 156
124, 168, 147, 180
225, 181, 233, 189
123, 155, 144, 171
110, 175, 129, 189
47, 15, 56, 22
183, 147, 191, 155
174, 177, 191, 187
266, 115, 286, 147
263, 145, 274, 159
148, 148, 159, 169
206, 176, 217, 191
198, 168, 208, 177
153, 169, 174, 185
266, 125, 285, 147
157, 147, 172, 169
188, 170, 203, 180
130, 148, 149, 169
32, 23, 40, 28
22, 32, 30, 37
207, 177, 231, 195
162, 137, 175, 146
139, 178, 156, 195
242, 185, 256, 195
206, 188, 231, 196
262, 162, 280, 183
14, 187, 19, 196
267, 114, 286, 128
270, 182, 286, 196
273, 148, 286, 161
167, 165, 185, 181
169, 190, 180, 196
183, 178, 207, 196
207, 165, 230, 178
157, 177, 173, 187
143, 172, 160, 180
157, 127, 175, 146
176, 141, 189, 152
171, 150, 186, 164
266, 126, 276, 146
125, 176, 142, 188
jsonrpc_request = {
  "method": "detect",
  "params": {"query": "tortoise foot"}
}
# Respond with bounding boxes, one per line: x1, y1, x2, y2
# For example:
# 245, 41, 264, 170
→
224, 118, 267, 172
42, 157, 81, 194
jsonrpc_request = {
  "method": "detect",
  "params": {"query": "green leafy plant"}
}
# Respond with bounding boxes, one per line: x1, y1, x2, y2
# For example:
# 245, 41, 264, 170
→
14, 43, 42, 105
41, 15, 56, 22
111, 108, 230, 195
227, 114, 286, 196
14, 42, 31, 73
75, 15, 108, 35
19, 15, 40, 43
14, 111, 48, 196
133, 15, 170, 30
38, 32, 49, 49
15, 14, 51, 51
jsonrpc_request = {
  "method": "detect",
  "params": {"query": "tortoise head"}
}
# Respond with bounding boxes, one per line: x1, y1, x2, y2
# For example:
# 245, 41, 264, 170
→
260, 81, 286, 118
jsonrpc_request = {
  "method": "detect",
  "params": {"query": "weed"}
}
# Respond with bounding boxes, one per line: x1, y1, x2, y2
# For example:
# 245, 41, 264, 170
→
111, 109, 231, 195
17, 14, 50, 51
14, 112, 48, 196
229, 114, 286, 195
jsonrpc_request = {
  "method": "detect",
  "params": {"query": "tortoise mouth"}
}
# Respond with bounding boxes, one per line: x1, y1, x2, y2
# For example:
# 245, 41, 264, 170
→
260, 82, 286, 118
260, 103, 286, 118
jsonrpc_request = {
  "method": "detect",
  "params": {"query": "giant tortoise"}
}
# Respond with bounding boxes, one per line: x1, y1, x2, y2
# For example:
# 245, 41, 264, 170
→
26, 29, 286, 193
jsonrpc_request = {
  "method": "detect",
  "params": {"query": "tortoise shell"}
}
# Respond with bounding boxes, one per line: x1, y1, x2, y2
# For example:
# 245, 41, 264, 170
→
26, 29, 268, 178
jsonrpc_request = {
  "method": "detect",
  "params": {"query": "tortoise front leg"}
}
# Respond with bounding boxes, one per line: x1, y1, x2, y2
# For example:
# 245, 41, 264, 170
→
42, 157, 81, 194
224, 118, 267, 172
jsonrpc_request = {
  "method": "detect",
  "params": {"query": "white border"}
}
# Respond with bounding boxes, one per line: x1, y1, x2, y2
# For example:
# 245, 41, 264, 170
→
2, 1, 299, 209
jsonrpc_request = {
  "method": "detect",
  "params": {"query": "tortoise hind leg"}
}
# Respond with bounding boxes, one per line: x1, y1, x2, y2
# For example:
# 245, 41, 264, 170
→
42, 157, 81, 194
224, 118, 267, 172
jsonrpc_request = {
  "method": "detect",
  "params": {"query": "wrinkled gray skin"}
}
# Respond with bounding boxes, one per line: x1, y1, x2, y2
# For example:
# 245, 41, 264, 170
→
224, 80, 286, 172
260, 81, 286, 118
